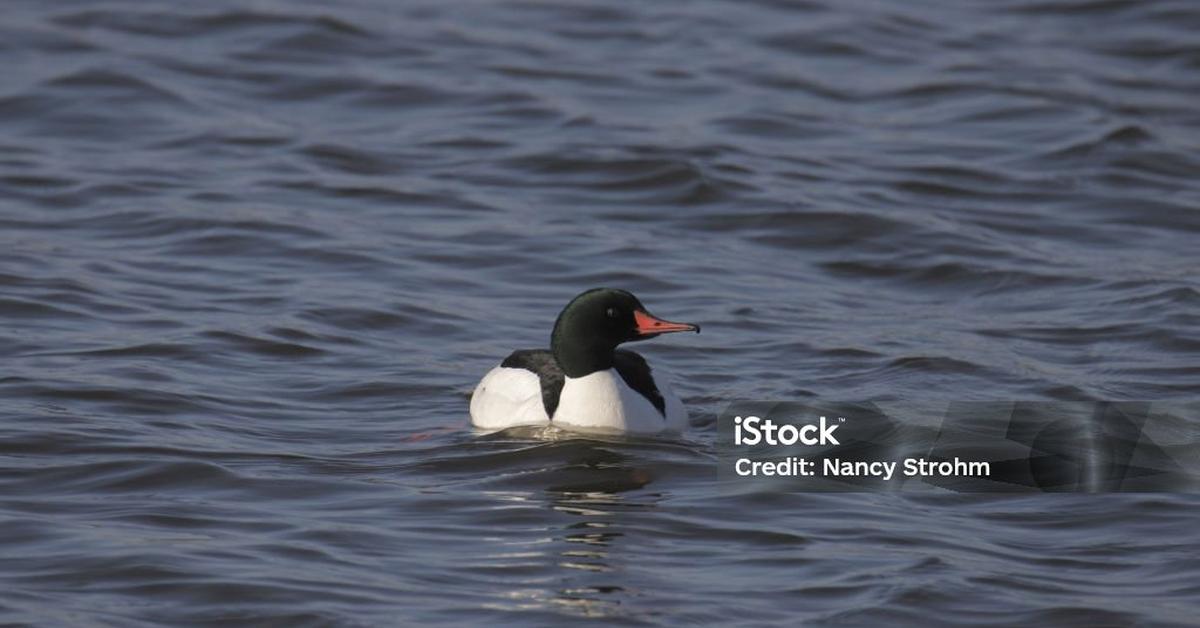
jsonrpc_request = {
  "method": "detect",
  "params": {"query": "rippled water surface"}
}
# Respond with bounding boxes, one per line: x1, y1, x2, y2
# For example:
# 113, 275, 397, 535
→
3, 0, 1199, 625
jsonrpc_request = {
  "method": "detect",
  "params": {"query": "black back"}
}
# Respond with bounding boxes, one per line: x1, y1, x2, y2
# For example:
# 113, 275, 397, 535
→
613, 350, 665, 416
501, 349, 565, 418
500, 348, 666, 419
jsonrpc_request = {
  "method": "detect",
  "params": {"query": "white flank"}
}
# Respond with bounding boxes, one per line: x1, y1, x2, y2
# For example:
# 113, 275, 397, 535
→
469, 366, 550, 430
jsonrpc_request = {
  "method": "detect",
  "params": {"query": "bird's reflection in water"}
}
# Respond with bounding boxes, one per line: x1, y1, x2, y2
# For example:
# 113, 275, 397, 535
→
478, 442, 663, 619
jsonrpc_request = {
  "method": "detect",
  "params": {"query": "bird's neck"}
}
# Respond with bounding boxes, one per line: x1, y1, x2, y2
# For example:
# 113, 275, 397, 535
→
551, 329, 615, 378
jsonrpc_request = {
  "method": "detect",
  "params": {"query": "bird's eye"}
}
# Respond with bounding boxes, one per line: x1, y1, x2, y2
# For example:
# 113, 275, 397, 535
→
606, 307, 617, 318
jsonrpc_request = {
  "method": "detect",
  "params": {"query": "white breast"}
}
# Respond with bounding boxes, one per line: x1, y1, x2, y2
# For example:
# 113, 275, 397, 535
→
553, 368, 687, 436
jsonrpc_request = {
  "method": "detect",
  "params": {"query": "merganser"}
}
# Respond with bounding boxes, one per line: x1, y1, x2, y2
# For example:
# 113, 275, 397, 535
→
470, 288, 700, 435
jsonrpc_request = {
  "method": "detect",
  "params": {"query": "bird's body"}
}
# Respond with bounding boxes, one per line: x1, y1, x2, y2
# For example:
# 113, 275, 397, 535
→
469, 288, 699, 436
470, 349, 687, 435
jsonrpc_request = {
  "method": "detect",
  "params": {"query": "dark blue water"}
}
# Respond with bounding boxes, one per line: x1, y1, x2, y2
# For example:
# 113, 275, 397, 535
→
2, 0, 1199, 625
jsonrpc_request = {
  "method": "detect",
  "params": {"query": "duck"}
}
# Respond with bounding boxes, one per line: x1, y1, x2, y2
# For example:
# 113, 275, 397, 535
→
470, 288, 700, 435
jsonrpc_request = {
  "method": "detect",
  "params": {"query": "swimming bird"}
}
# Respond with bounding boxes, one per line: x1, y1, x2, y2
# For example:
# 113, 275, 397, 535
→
470, 288, 700, 435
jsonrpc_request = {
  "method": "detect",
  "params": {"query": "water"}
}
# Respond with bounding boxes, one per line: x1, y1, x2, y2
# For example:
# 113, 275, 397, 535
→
2, 0, 1199, 625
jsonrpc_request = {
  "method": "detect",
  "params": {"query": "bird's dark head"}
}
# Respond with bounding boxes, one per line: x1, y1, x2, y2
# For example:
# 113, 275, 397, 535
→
551, 288, 699, 377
